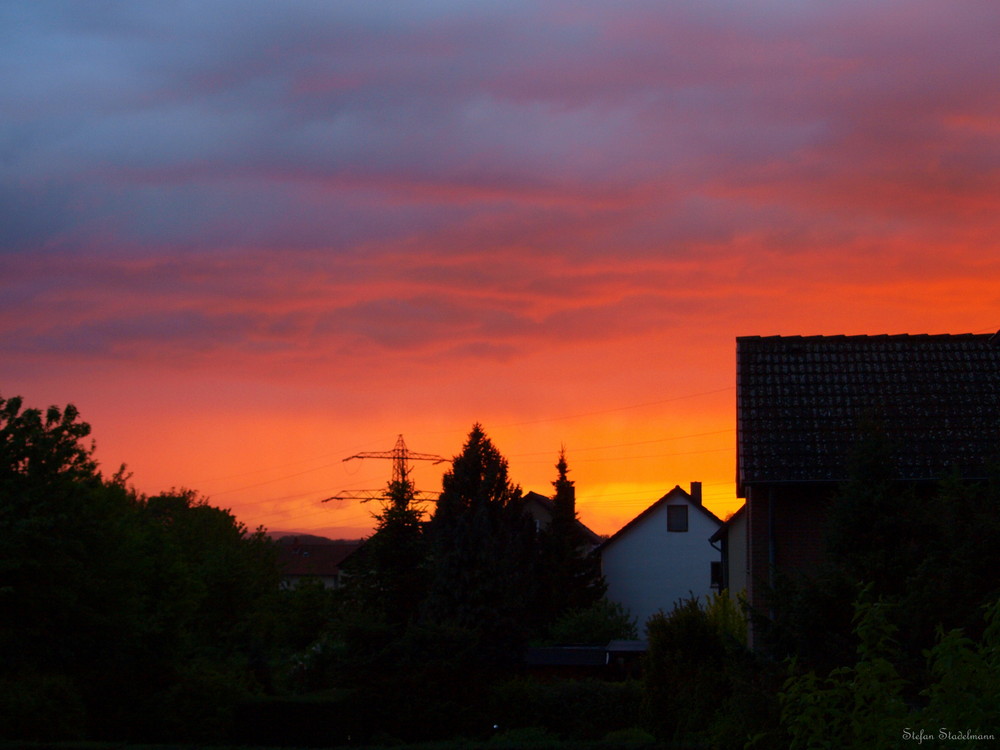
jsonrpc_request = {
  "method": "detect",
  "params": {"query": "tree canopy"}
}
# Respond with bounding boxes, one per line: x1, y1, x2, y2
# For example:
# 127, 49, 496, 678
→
535, 449, 606, 631
424, 424, 536, 661
0, 393, 279, 742
344, 477, 429, 625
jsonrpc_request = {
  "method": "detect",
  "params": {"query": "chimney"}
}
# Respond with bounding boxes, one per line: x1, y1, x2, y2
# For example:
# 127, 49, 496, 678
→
690, 481, 702, 506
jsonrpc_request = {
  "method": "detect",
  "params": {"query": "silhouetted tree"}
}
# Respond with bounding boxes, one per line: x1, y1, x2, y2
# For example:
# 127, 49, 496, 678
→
140, 489, 279, 658
345, 477, 429, 625
535, 450, 605, 633
0, 395, 133, 674
0, 393, 279, 742
424, 424, 536, 662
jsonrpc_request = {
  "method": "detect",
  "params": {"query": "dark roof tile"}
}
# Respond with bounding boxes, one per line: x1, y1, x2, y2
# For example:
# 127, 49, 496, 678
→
737, 332, 1000, 492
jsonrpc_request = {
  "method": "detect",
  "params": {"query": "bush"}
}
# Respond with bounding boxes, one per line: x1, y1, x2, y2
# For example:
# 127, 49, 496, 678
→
0, 672, 86, 741
921, 598, 1000, 731
490, 678, 644, 740
602, 726, 657, 746
150, 659, 258, 742
644, 597, 730, 741
707, 655, 784, 750
278, 620, 491, 743
233, 691, 359, 747
779, 591, 1000, 750
642, 594, 779, 748
548, 599, 638, 645
703, 589, 747, 646
489, 726, 561, 747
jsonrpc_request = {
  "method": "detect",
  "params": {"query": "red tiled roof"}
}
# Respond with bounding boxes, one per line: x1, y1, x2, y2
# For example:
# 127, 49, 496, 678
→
277, 540, 362, 577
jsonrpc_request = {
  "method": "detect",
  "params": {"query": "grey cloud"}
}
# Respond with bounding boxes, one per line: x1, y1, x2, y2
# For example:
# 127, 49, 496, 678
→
3, 1, 998, 277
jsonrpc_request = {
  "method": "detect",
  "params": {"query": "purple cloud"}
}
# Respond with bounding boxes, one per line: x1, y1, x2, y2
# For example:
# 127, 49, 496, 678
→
4, 0, 1000, 374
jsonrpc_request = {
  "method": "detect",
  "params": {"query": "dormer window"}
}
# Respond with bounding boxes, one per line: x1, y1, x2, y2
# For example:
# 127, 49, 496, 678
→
667, 504, 688, 532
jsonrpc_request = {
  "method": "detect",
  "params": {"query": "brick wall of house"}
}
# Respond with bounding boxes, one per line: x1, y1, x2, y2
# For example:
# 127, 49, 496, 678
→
772, 487, 831, 572
746, 486, 771, 617
746, 484, 835, 621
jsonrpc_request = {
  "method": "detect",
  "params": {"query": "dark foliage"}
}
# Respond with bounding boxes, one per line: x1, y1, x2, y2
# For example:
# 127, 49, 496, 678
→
534, 451, 607, 633
758, 427, 1000, 682
0, 393, 280, 743
642, 595, 782, 749
752, 566, 859, 674
490, 678, 645, 741
343, 478, 429, 626
548, 598, 638, 645
276, 577, 342, 653
644, 598, 731, 741
424, 424, 538, 664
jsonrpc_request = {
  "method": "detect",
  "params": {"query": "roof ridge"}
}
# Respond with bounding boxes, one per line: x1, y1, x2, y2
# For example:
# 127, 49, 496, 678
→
738, 331, 989, 341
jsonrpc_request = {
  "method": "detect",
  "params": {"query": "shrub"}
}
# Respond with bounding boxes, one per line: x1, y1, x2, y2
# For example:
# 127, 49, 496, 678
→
489, 725, 561, 747
643, 597, 730, 741
780, 593, 909, 750
150, 659, 258, 742
917, 597, 1000, 743
704, 589, 747, 646
233, 691, 359, 747
490, 678, 644, 740
602, 726, 657, 746
0, 672, 86, 741
548, 598, 638, 645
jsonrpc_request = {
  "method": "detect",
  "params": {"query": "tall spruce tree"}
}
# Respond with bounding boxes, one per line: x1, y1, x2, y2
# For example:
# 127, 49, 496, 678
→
346, 476, 428, 626
424, 424, 535, 662
536, 450, 606, 634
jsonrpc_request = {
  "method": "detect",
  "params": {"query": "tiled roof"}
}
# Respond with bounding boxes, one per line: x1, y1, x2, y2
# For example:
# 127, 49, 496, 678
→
277, 540, 362, 577
737, 332, 1000, 492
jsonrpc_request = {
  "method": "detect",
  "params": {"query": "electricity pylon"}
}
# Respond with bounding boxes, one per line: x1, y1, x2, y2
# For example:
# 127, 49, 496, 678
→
321, 434, 446, 505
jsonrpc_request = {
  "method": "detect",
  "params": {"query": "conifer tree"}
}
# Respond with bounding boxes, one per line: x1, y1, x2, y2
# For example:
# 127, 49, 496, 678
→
346, 477, 428, 625
424, 424, 535, 662
536, 450, 606, 633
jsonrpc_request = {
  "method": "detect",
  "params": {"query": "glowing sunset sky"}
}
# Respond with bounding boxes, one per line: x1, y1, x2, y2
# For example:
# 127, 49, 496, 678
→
3, 1, 999, 538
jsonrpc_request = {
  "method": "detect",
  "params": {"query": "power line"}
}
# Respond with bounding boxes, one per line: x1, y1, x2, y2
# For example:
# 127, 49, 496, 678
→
208, 461, 345, 496
197, 385, 736, 499
511, 429, 734, 458
517, 446, 732, 465
191, 437, 388, 486
492, 386, 734, 428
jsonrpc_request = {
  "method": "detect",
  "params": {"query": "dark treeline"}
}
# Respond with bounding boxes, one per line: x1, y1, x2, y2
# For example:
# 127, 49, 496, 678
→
0, 399, 627, 744
0, 394, 281, 742
2, 395, 999, 748
267, 424, 634, 744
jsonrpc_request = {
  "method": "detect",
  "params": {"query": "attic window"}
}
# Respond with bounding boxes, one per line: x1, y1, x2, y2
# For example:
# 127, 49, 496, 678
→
667, 504, 688, 532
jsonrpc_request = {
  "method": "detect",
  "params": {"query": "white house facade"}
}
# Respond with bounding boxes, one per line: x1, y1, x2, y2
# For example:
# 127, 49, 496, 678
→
599, 483, 722, 632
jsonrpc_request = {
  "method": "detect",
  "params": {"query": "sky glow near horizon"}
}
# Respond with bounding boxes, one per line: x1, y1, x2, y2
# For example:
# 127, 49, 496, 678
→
4, 1, 1000, 537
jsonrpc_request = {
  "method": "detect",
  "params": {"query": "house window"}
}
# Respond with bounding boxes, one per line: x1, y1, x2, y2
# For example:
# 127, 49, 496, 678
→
667, 504, 688, 532
710, 561, 723, 590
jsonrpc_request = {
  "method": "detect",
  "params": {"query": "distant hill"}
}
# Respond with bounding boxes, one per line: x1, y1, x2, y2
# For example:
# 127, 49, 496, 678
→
268, 531, 363, 545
